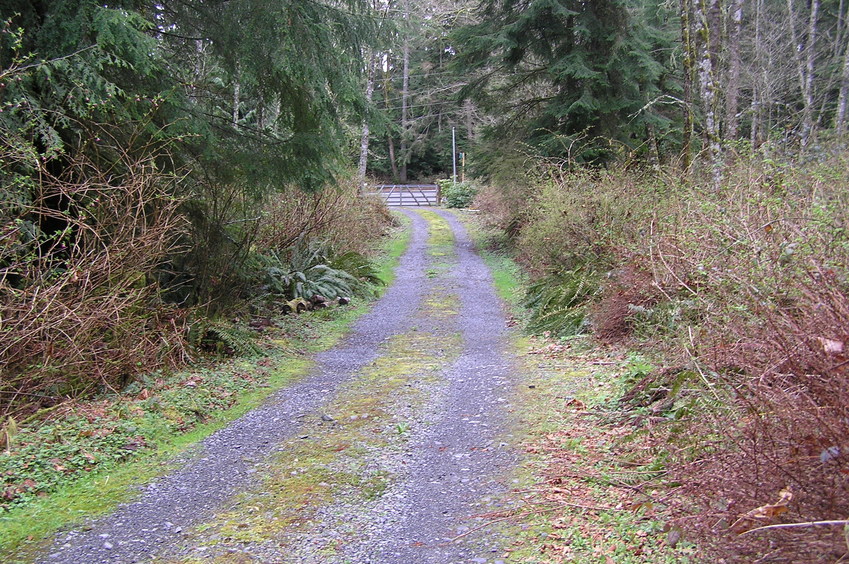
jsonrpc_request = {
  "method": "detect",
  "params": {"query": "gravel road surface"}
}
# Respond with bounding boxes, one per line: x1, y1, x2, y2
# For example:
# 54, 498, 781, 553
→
38, 208, 519, 564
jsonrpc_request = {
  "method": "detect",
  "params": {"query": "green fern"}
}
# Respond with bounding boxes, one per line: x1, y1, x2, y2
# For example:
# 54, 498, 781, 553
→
523, 268, 599, 337
330, 251, 384, 296
188, 321, 262, 356
258, 238, 381, 301
330, 251, 383, 285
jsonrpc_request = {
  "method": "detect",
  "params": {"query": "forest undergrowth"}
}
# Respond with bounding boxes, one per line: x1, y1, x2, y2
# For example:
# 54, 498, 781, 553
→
474, 142, 849, 562
0, 130, 393, 418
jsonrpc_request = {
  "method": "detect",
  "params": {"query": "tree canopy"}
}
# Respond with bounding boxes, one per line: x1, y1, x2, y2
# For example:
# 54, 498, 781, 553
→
1, 0, 376, 190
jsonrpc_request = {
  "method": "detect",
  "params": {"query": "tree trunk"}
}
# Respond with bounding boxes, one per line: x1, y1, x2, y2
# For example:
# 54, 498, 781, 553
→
400, 33, 410, 183
835, 35, 849, 134
750, 0, 765, 147
464, 99, 475, 141
681, 0, 695, 169
787, 0, 820, 146
725, 0, 744, 140
387, 135, 399, 182
232, 63, 241, 128
647, 124, 660, 168
382, 58, 399, 182
696, 0, 723, 188
357, 53, 378, 185
802, 0, 821, 146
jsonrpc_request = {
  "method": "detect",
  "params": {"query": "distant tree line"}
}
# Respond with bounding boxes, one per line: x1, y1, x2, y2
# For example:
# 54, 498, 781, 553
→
366, 0, 849, 180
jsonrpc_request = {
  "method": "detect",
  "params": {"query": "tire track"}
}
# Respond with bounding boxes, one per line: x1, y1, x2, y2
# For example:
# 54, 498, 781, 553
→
38, 208, 519, 564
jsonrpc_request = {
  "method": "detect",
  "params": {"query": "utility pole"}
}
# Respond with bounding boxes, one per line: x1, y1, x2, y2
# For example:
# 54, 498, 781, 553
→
452, 127, 457, 183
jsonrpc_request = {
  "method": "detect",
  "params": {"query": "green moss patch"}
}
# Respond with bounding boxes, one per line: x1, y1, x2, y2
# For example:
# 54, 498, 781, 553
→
417, 209, 455, 258
175, 323, 464, 555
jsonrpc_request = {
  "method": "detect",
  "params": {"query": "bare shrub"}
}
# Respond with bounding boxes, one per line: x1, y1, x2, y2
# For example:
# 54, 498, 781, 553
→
646, 150, 849, 561
0, 134, 189, 417
591, 265, 661, 342
255, 177, 393, 256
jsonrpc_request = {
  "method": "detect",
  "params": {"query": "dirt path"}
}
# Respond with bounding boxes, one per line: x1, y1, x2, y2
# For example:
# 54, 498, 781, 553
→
39, 208, 518, 564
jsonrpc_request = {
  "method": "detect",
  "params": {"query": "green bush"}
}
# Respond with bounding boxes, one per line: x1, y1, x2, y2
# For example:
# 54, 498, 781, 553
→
438, 180, 478, 208
514, 171, 664, 275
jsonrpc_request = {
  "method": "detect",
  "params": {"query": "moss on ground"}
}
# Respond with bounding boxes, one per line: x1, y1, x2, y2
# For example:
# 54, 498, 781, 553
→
159, 208, 466, 557
173, 323, 463, 556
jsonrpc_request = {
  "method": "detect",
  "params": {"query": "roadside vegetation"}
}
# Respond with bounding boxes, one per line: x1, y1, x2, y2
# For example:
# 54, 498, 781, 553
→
5, 0, 849, 561
460, 210, 690, 562
0, 207, 405, 559
470, 143, 849, 561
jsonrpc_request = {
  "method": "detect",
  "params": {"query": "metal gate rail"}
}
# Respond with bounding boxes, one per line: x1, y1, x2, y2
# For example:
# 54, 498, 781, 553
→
368, 184, 440, 206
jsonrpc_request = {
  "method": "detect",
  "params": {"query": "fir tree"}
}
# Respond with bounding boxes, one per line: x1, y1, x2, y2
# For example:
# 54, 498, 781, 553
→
452, 0, 678, 162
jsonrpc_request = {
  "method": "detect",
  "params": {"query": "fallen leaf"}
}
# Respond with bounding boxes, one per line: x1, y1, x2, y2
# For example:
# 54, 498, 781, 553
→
731, 488, 793, 533
565, 398, 586, 410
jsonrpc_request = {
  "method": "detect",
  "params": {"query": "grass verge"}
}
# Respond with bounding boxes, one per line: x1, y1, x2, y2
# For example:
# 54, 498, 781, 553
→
496, 337, 694, 563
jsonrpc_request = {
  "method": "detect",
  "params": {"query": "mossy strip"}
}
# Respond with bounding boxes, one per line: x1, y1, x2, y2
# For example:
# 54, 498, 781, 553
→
171, 323, 463, 557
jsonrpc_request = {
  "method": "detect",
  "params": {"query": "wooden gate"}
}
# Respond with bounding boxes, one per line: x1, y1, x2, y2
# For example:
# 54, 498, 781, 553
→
368, 184, 440, 206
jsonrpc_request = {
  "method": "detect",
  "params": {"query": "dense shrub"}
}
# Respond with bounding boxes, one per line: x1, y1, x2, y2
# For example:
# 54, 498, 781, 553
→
0, 139, 393, 417
515, 170, 663, 275
255, 179, 392, 257
521, 268, 599, 337
0, 140, 190, 417
471, 153, 537, 240
254, 239, 380, 302
653, 151, 849, 561
480, 145, 849, 560
437, 179, 478, 208
167, 177, 392, 309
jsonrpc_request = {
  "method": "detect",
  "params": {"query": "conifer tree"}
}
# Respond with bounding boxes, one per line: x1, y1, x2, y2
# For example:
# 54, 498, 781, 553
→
452, 0, 677, 162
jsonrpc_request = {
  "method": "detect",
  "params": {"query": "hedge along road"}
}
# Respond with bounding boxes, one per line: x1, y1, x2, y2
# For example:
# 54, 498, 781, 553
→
39, 208, 520, 564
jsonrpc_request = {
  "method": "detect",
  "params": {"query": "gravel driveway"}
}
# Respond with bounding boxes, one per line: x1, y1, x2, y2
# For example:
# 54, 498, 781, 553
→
38, 208, 519, 564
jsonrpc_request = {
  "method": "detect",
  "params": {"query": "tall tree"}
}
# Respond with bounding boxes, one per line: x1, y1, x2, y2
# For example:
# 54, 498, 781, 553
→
724, 0, 744, 139
694, 0, 723, 186
452, 0, 677, 163
365, 0, 478, 181
358, 52, 379, 183
1, 0, 378, 303
681, 0, 696, 168
787, 0, 821, 146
